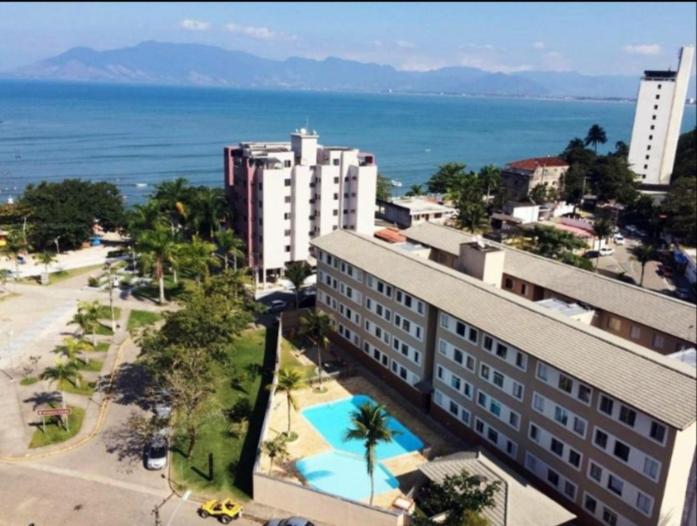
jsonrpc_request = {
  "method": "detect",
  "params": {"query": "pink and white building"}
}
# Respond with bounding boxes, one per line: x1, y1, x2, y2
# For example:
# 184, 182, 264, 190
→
224, 129, 377, 282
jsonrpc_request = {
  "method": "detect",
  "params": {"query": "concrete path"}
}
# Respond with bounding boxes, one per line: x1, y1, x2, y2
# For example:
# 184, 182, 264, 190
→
0, 375, 28, 456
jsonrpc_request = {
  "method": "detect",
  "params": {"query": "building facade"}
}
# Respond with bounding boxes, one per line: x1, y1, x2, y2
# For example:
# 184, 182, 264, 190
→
312, 229, 696, 526
500, 157, 569, 202
378, 196, 457, 229
628, 46, 695, 189
223, 129, 377, 281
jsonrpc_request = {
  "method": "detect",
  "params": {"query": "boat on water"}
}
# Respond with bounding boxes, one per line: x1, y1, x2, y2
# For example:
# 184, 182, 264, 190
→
390, 179, 402, 187
135, 183, 148, 188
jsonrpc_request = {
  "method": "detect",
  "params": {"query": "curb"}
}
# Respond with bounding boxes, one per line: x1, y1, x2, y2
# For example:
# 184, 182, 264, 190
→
0, 331, 130, 463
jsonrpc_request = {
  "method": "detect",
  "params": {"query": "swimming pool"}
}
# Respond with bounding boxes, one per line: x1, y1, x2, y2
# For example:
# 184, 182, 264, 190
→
301, 394, 424, 460
295, 450, 399, 501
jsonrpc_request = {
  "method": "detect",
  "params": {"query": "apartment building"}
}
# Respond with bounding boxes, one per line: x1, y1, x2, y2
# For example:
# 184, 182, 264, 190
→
628, 46, 695, 190
312, 229, 696, 526
223, 129, 377, 282
402, 222, 696, 354
500, 157, 569, 202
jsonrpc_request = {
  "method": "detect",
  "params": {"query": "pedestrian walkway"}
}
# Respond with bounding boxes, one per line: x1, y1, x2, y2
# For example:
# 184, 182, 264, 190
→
0, 374, 28, 456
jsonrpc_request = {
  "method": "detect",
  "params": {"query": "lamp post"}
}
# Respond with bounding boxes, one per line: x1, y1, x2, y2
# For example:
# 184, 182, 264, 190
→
54, 236, 61, 256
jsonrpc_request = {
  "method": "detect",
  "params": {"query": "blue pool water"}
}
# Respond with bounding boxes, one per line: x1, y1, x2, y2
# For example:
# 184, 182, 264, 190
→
296, 450, 399, 501
301, 394, 424, 460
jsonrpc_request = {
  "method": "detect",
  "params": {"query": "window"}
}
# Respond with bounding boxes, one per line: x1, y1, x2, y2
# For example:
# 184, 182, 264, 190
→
573, 417, 586, 436
454, 348, 464, 365
578, 385, 591, 403
515, 352, 526, 370
487, 428, 498, 443
608, 317, 621, 332
537, 363, 548, 381
284, 178, 291, 186
495, 343, 508, 359
450, 375, 461, 391
594, 429, 608, 449
284, 212, 291, 220
650, 422, 666, 443
558, 374, 573, 393
480, 364, 490, 379
607, 475, 623, 496
489, 401, 501, 417
521, 284, 527, 295
513, 383, 523, 400
603, 508, 618, 526
475, 419, 484, 434
655, 94, 660, 100
643, 457, 659, 480
599, 396, 614, 416
550, 438, 564, 457
533, 393, 545, 411
468, 327, 478, 344
483, 335, 493, 351
590, 462, 602, 482
285, 245, 291, 252
493, 372, 504, 388
619, 406, 636, 427
554, 406, 568, 426
547, 469, 559, 486
652, 334, 665, 349
636, 492, 652, 515
630, 325, 641, 340
440, 313, 450, 328
449, 400, 459, 416
478, 392, 486, 407
504, 278, 513, 289
563, 481, 576, 499
437, 366, 443, 380
509, 412, 519, 428
569, 450, 581, 468
585, 495, 597, 513
530, 424, 539, 441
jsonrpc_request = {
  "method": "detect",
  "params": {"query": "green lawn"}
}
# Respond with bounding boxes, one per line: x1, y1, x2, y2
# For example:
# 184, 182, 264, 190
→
171, 327, 271, 501
94, 323, 114, 336
77, 358, 104, 373
92, 342, 110, 352
280, 338, 316, 381
97, 304, 122, 321
132, 275, 189, 303
20, 376, 39, 386
21, 264, 104, 286
29, 406, 85, 448
127, 310, 162, 334
58, 378, 96, 396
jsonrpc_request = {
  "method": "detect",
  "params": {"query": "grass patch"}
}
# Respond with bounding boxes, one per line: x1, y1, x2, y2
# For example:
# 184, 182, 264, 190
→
20, 376, 39, 386
94, 323, 114, 336
96, 304, 122, 321
171, 327, 271, 501
127, 310, 162, 334
92, 342, 110, 352
58, 378, 96, 396
21, 264, 105, 286
77, 358, 104, 373
29, 406, 85, 448
132, 275, 189, 304
280, 338, 316, 381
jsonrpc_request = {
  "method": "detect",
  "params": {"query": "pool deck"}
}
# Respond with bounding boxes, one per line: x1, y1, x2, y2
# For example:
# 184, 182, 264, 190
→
263, 374, 457, 509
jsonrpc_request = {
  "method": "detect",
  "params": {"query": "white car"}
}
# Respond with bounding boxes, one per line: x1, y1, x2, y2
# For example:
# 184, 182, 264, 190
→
145, 435, 168, 470
265, 518, 316, 526
599, 246, 615, 256
613, 234, 625, 245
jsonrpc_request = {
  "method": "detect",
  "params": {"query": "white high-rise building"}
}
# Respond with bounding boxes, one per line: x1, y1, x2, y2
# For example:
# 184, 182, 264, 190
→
223, 129, 377, 283
628, 45, 695, 189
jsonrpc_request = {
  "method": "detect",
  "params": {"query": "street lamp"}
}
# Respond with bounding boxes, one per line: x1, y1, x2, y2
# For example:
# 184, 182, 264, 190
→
54, 236, 61, 255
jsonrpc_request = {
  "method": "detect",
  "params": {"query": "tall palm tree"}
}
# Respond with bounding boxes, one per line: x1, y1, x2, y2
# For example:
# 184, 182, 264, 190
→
300, 310, 332, 388
190, 186, 227, 240
37, 251, 56, 285
153, 177, 190, 236
53, 336, 92, 365
70, 301, 101, 346
631, 244, 657, 287
215, 229, 245, 271
584, 124, 608, 154
344, 401, 396, 505
178, 235, 219, 285
592, 219, 613, 271
275, 368, 305, 436
41, 360, 83, 391
478, 164, 501, 204
127, 200, 163, 238
285, 261, 312, 308
136, 222, 176, 304
1, 228, 27, 274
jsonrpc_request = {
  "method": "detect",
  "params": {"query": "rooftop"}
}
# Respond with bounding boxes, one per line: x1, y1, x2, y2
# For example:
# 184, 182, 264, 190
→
312, 229, 696, 429
386, 196, 457, 214
536, 298, 591, 318
374, 228, 407, 244
504, 157, 568, 173
404, 222, 697, 344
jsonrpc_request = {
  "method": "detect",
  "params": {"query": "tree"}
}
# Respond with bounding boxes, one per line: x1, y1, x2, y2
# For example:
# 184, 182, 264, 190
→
428, 163, 468, 195
344, 401, 396, 506
592, 219, 614, 271
20, 179, 124, 251
285, 261, 312, 308
562, 165, 586, 215
452, 173, 487, 233
671, 128, 696, 182
70, 300, 101, 346
274, 368, 305, 436
37, 251, 56, 285
0, 269, 12, 291
376, 174, 392, 202
127, 200, 163, 239
215, 229, 245, 271
528, 184, 550, 205
263, 434, 289, 475
178, 235, 219, 285
584, 124, 608, 154
152, 177, 191, 236
613, 141, 629, 158
631, 244, 657, 287
136, 222, 176, 304
188, 186, 227, 240
589, 155, 638, 204
528, 225, 585, 259
41, 360, 83, 390
478, 165, 501, 204
53, 336, 92, 365
300, 310, 331, 388
561, 137, 596, 168
662, 177, 697, 245
103, 261, 123, 332
1, 227, 28, 274
414, 469, 501, 526
406, 184, 424, 197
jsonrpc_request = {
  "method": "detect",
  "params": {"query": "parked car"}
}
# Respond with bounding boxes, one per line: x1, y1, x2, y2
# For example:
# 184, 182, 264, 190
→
153, 387, 172, 420
198, 498, 244, 524
267, 299, 288, 313
599, 246, 615, 256
145, 434, 168, 470
265, 518, 316, 526
613, 234, 625, 245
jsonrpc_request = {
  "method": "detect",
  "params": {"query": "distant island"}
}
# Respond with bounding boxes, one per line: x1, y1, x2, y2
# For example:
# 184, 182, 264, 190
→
5, 41, 696, 101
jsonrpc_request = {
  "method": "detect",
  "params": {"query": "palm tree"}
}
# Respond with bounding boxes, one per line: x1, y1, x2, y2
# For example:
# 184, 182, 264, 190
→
285, 261, 312, 308
37, 251, 56, 285
300, 310, 332, 388
103, 261, 122, 331
0, 268, 11, 291
584, 124, 608, 154
153, 177, 190, 236
478, 164, 501, 203
262, 434, 290, 475
127, 200, 163, 238
405, 184, 424, 197
344, 401, 396, 505
53, 336, 92, 365
215, 229, 245, 271
592, 219, 613, 271
178, 235, 219, 285
136, 222, 176, 304
190, 186, 227, 240
275, 368, 305, 436
40, 360, 83, 391
631, 244, 657, 287
1, 228, 27, 274
70, 300, 101, 346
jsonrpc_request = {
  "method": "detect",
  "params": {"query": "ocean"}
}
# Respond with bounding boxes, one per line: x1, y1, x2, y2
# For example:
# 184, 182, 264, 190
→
0, 80, 695, 205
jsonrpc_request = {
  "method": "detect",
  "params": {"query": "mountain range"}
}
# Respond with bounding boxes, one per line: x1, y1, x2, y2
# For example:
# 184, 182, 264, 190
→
5, 41, 696, 100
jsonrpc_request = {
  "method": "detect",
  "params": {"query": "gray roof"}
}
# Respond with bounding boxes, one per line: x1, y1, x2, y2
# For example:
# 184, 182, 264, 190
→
419, 452, 507, 526
403, 222, 697, 344
312, 230, 697, 429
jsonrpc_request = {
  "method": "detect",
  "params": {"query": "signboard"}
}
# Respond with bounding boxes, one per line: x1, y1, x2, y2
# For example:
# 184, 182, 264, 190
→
37, 408, 71, 417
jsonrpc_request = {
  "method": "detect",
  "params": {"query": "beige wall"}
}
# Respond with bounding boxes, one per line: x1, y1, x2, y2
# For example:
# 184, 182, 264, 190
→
658, 422, 696, 525
253, 472, 408, 526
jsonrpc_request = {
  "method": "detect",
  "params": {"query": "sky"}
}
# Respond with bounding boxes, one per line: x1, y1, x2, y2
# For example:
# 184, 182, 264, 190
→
1, 2, 696, 75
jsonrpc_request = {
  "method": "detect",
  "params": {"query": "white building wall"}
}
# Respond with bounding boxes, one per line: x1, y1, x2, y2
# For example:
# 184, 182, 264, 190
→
261, 168, 289, 272
316, 165, 340, 236
659, 422, 696, 526
355, 164, 377, 234
291, 165, 313, 262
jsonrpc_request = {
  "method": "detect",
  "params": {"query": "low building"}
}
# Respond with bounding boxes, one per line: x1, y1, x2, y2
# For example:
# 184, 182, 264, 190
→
503, 202, 540, 225
501, 157, 569, 202
378, 196, 456, 229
